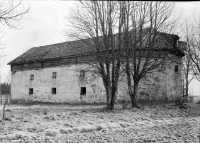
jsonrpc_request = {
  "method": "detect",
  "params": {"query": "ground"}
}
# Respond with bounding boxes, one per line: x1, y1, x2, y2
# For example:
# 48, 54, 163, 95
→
1, 102, 200, 143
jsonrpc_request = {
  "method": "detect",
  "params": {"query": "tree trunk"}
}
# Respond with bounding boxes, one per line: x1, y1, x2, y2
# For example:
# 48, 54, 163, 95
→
182, 77, 185, 97
110, 83, 117, 110
105, 83, 112, 109
102, 78, 111, 109
184, 77, 189, 102
131, 82, 139, 108
103, 74, 118, 110
105, 82, 118, 110
0, 95, 2, 105
110, 96, 115, 110
125, 59, 140, 108
126, 73, 140, 108
2, 101, 6, 120
126, 59, 133, 103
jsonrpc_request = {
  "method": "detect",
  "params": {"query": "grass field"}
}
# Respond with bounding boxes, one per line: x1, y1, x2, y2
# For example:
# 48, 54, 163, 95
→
0, 102, 200, 143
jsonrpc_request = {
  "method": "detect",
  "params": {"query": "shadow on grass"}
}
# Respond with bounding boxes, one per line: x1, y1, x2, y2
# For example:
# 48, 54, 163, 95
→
9, 99, 177, 107
9, 99, 106, 107
7, 99, 200, 119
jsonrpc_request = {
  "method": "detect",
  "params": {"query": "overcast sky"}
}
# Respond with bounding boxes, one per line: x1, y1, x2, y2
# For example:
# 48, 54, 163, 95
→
1, 1, 200, 95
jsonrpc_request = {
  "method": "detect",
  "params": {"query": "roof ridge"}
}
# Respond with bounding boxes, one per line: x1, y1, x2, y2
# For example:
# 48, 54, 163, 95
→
8, 33, 183, 65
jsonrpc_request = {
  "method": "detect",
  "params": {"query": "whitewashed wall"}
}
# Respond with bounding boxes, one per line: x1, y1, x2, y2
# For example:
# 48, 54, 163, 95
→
11, 57, 182, 103
11, 64, 106, 103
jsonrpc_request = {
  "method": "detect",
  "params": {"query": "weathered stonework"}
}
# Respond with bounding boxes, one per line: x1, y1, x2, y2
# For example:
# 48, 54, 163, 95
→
11, 64, 107, 103
116, 57, 182, 102
11, 56, 182, 103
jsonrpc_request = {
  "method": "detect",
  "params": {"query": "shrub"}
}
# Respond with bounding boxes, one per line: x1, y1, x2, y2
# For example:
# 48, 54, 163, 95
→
119, 100, 129, 109
174, 96, 184, 106
10, 99, 19, 104
197, 100, 200, 104
188, 96, 194, 103
4, 117, 11, 121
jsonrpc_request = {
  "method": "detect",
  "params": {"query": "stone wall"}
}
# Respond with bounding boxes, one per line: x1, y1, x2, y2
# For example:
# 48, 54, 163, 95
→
11, 57, 182, 103
11, 64, 107, 103
166, 56, 182, 100
116, 56, 182, 102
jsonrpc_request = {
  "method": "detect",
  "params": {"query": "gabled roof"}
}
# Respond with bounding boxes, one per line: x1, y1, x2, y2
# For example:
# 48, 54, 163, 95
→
8, 39, 95, 65
8, 32, 185, 65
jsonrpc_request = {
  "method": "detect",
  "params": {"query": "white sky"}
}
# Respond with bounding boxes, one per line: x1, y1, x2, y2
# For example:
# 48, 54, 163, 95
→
0, 1, 200, 95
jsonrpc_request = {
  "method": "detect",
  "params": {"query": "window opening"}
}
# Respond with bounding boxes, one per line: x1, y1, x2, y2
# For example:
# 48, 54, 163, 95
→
51, 88, 56, 94
80, 70, 85, 79
30, 75, 34, 80
29, 88, 33, 95
52, 72, 57, 78
80, 87, 86, 95
175, 65, 178, 72
52, 88, 56, 94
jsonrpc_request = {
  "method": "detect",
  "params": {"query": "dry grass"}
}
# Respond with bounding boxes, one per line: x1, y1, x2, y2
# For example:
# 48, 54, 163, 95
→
0, 102, 200, 142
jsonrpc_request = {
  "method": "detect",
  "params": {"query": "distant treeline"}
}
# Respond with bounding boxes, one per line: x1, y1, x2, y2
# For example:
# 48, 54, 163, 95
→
1, 83, 11, 95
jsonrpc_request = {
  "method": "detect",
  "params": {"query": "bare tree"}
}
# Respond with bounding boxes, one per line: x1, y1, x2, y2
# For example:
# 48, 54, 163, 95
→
0, 0, 30, 28
0, 0, 29, 120
5, 71, 11, 84
122, 1, 180, 108
66, 1, 126, 110
0, 0, 30, 60
181, 23, 194, 101
5, 71, 11, 104
182, 46, 194, 100
188, 18, 200, 82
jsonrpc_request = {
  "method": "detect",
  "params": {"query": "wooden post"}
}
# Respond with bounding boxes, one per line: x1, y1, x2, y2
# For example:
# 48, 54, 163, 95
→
2, 101, 5, 120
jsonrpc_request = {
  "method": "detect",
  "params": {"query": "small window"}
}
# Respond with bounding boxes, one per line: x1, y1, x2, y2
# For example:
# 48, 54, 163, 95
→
80, 87, 86, 95
52, 72, 57, 78
175, 65, 178, 72
52, 88, 56, 94
29, 88, 33, 95
80, 70, 85, 79
30, 75, 34, 80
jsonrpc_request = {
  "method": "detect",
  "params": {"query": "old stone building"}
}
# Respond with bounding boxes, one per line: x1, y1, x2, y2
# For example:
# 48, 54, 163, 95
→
8, 32, 186, 103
